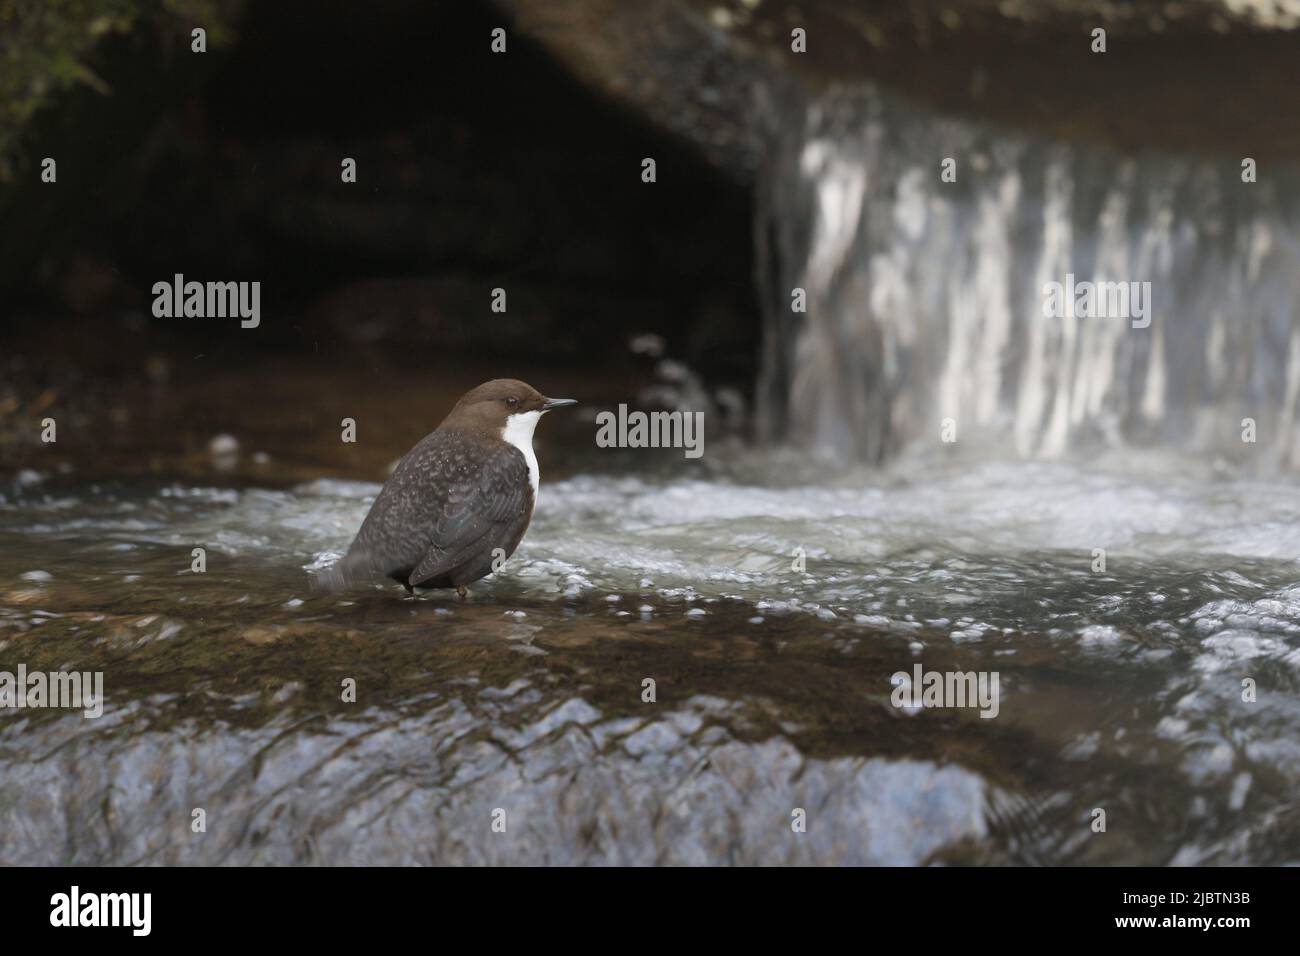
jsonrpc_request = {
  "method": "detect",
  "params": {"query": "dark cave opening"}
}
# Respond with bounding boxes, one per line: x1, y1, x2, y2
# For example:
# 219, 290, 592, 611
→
1, 0, 758, 388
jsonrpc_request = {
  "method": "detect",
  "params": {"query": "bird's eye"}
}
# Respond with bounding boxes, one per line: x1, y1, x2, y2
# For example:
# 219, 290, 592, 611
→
506, 396, 519, 408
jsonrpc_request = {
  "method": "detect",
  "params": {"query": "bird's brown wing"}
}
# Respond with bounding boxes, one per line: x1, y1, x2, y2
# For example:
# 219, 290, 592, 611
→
406, 437, 532, 587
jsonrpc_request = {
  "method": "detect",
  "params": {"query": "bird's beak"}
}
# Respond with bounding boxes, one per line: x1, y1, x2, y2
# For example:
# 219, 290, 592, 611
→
542, 397, 578, 412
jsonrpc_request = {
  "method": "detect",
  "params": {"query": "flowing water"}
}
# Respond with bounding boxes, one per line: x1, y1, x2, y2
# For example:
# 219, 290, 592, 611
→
5, 77, 1300, 865
2, 445, 1299, 865
756, 86, 1300, 465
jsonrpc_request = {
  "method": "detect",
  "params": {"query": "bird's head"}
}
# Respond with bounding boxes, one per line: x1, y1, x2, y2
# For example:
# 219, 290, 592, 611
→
444, 379, 577, 438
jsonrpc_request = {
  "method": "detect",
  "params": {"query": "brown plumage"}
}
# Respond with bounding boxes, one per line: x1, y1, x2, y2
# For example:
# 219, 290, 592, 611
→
315, 379, 575, 595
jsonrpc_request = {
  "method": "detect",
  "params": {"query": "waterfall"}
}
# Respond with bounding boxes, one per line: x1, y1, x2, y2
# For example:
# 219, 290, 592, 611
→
756, 86, 1300, 466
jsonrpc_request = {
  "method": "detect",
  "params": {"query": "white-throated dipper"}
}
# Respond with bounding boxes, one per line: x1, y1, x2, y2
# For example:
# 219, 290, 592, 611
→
316, 379, 576, 596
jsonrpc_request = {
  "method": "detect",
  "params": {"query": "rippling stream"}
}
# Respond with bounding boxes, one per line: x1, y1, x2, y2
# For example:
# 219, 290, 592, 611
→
3, 449, 1297, 865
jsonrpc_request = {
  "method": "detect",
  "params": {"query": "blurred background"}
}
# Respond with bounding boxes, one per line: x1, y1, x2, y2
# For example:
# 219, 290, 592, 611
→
4, 0, 1300, 479
1, 0, 759, 482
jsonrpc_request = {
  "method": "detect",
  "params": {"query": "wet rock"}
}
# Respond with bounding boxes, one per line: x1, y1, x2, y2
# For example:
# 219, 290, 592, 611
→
501, 0, 1300, 172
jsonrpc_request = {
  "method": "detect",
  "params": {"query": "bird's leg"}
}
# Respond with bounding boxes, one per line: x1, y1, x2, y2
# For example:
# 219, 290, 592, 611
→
456, 585, 469, 601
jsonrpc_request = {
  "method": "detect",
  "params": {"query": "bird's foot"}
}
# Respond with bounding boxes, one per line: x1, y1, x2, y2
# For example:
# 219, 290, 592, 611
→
456, 585, 469, 601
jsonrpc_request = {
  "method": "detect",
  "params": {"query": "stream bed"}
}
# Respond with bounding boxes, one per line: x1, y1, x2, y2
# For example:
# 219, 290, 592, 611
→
2, 450, 1298, 864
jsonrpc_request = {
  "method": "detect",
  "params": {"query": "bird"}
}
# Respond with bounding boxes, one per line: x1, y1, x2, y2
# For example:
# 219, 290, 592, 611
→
315, 379, 576, 596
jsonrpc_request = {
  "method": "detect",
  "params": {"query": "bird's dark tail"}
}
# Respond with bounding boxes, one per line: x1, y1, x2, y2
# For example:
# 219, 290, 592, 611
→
310, 551, 371, 593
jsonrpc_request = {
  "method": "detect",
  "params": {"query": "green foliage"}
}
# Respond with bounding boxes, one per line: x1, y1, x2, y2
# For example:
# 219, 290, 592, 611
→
0, 0, 236, 180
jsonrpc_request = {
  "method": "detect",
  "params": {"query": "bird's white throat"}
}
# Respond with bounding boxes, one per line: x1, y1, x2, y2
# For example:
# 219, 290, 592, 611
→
502, 410, 542, 495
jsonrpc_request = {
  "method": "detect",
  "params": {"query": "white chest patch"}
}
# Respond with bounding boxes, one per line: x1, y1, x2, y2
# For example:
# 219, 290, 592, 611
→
502, 410, 542, 498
